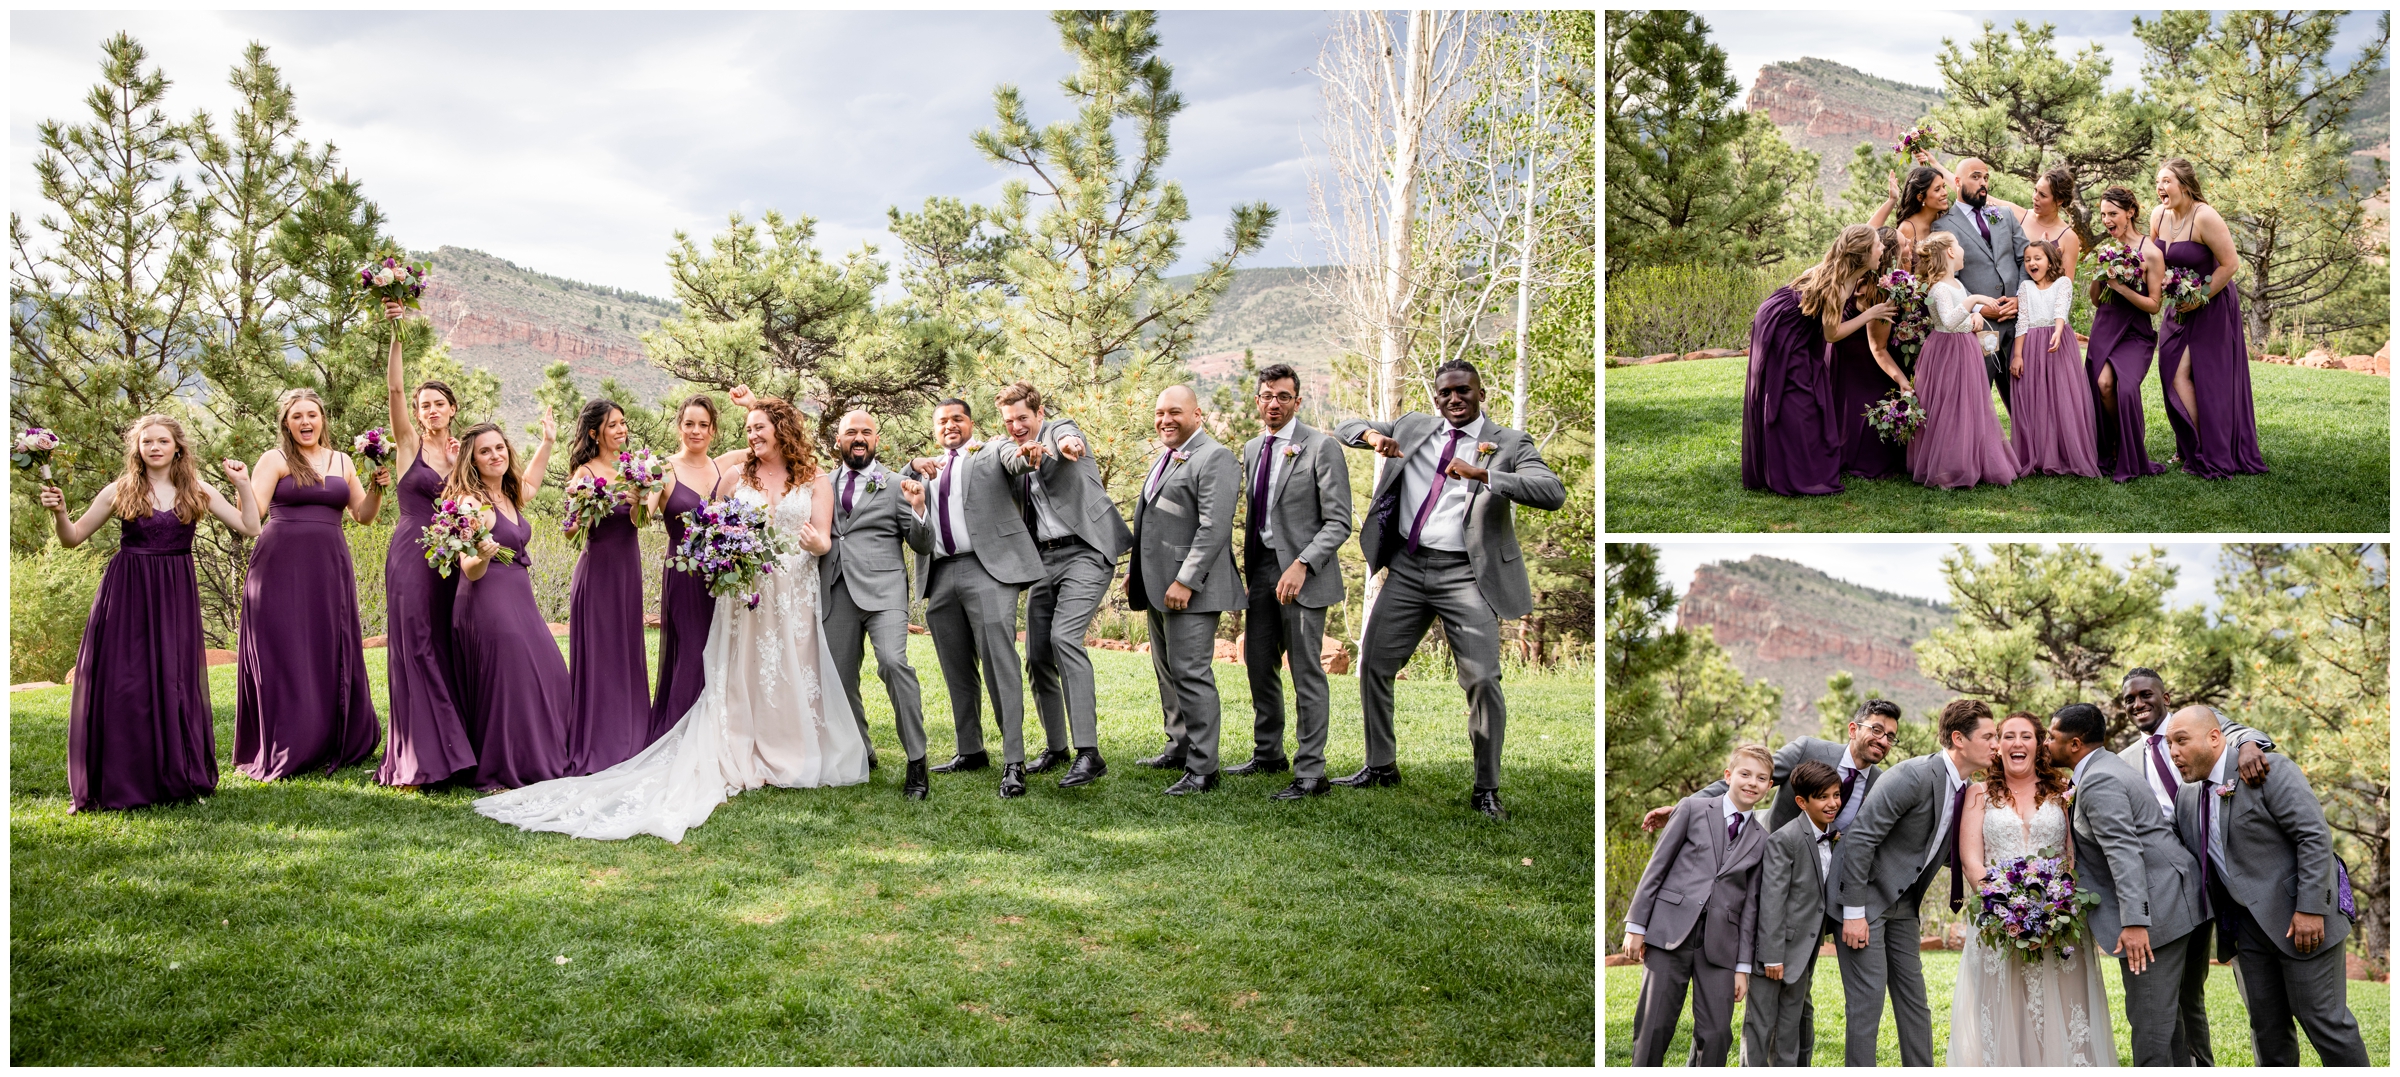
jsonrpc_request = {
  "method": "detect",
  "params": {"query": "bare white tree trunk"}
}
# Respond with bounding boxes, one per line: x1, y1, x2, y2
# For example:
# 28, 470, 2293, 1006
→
1510, 37, 1544, 430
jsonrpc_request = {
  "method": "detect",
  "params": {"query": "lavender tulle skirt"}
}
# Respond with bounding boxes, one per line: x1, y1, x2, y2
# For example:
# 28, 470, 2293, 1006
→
1909, 330, 2019, 490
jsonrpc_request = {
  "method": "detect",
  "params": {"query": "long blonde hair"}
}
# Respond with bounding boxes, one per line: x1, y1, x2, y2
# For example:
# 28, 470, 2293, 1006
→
275, 387, 331, 487
110, 414, 212, 524
1793, 224, 1880, 318
1915, 232, 1962, 287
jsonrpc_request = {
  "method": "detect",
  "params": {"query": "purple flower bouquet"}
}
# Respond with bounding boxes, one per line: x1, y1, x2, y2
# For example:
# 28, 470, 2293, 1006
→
353, 427, 396, 469
667, 497, 794, 609
359, 248, 431, 310
1865, 390, 1927, 445
420, 495, 515, 578
1880, 269, 1933, 367
2092, 240, 2146, 303
1971, 852, 2101, 962
14, 427, 61, 479
560, 472, 633, 548
1892, 121, 1936, 158
2161, 267, 2209, 320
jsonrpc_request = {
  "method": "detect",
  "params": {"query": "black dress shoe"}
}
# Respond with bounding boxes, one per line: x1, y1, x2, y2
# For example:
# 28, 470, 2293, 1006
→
1331, 763, 1401, 788
1023, 748, 1069, 775
930, 750, 990, 774
999, 762, 1028, 798
868, 754, 880, 771
902, 758, 929, 800
1136, 747, 1187, 769
1163, 769, 1220, 796
1223, 755, 1291, 777
1471, 788, 1508, 821
1270, 776, 1331, 800
1058, 748, 1108, 788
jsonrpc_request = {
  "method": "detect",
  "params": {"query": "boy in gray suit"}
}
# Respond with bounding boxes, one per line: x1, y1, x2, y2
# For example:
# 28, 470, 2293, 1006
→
2164, 706, 2371, 1066
1743, 758, 1843, 1066
1624, 744, 1773, 1067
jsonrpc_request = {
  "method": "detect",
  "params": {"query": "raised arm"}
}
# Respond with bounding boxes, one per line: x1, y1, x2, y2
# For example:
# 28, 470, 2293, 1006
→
205, 459, 262, 538
521, 406, 558, 496
382, 299, 418, 462
344, 453, 385, 525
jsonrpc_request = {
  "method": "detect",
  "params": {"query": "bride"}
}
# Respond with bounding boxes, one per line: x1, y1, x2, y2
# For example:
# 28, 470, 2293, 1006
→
1949, 710, 2116, 1066
474, 394, 869, 842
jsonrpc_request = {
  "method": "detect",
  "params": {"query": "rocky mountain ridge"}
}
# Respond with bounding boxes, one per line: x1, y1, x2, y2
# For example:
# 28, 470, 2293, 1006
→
1677, 554, 1953, 738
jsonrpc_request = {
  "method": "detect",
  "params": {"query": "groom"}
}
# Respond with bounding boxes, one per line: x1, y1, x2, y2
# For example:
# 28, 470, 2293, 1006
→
1832, 699, 1996, 1067
2046, 702, 2205, 1067
1931, 156, 2027, 414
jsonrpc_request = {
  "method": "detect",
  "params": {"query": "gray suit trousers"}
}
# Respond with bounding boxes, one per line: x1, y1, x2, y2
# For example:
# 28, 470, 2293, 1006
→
926, 553, 1028, 764
1741, 945, 1819, 1066
1243, 547, 1330, 778
1833, 890, 1933, 1066
825, 577, 927, 764
2119, 928, 2196, 1066
2178, 931, 2216, 1065
1147, 608, 1223, 775
2227, 906, 2371, 1065
1360, 547, 1506, 789
1026, 541, 1113, 752
1631, 915, 1737, 1066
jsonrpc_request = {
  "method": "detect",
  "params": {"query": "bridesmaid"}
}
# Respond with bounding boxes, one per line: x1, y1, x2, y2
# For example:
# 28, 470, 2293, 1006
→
649, 394, 728, 739
42, 416, 260, 811
1889, 165, 1952, 276
449, 417, 572, 790
235, 389, 387, 781
1741, 224, 1894, 496
1908, 232, 2020, 489
2151, 158, 2268, 478
2005, 240, 2101, 477
2087, 185, 2169, 481
2016, 166, 2082, 272
562, 399, 654, 775
374, 298, 476, 790
1831, 225, 1913, 479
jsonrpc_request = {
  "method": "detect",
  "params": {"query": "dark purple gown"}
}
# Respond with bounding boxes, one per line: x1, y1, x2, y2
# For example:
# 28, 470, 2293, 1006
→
1831, 296, 1907, 479
650, 474, 716, 738
2157, 239, 2268, 478
2086, 241, 2169, 482
453, 506, 571, 790
1740, 285, 1845, 495
67, 508, 218, 811
377, 453, 476, 786
235, 475, 380, 781
564, 498, 650, 774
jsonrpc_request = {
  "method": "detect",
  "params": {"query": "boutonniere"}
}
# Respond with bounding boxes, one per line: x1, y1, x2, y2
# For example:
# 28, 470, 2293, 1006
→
2059, 784, 2076, 809
2216, 782, 2236, 798
1281, 443, 1301, 460
1475, 441, 1497, 460
962, 440, 983, 453
1982, 206, 2006, 226
863, 472, 887, 495
1826, 829, 1843, 846
1169, 448, 1191, 463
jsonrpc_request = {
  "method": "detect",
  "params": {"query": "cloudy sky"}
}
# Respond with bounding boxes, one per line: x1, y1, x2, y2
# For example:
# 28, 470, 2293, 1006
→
1650, 541, 2265, 616
1696, 9, 2385, 101
12, 10, 1335, 299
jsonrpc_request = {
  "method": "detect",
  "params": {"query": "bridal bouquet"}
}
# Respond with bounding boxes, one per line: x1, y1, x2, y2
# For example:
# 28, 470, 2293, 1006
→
1892, 121, 1936, 158
1971, 851, 2100, 962
353, 427, 396, 470
1880, 269, 1932, 366
2092, 240, 2145, 302
2161, 267, 2209, 319
1864, 390, 1927, 445
13, 427, 62, 479
560, 472, 633, 548
668, 497, 792, 609
420, 495, 514, 578
358, 248, 431, 311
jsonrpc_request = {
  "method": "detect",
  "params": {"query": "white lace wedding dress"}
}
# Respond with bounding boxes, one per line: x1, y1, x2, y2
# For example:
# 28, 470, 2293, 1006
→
474, 481, 869, 842
1947, 797, 2118, 1066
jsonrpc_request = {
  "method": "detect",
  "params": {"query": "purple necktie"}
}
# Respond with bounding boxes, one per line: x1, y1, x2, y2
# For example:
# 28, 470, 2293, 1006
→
2148, 735, 2180, 800
1838, 766, 1858, 814
1249, 435, 1276, 541
1944, 779, 1971, 912
1725, 812, 1744, 846
936, 449, 958, 556
1144, 451, 1172, 501
1405, 429, 1467, 552
841, 469, 858, 516
1974, 206, 1991, 244
2198, 780, 2226, 925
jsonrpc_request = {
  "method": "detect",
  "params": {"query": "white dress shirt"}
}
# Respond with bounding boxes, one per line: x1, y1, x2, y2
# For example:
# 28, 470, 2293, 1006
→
918, 444, 975, 557
1014, 439, 1074, 544
1810, 815, 1835, 883
1399, 415, 1487, 553
2205, 744, 2235, 881
1251, 420, 1295, 545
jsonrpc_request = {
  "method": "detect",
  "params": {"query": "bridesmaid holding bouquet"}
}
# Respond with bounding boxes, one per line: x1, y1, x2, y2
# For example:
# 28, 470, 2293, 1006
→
448, 417, 572, 789
236, 389, 388, 781
2086, 186, 2169, 481
1831, 225, 1913, 479
374, 298, 477, 789
1908, 232, 2020, 489
649, 394, 734, 738
561, 400, 654, 775
41, 416, 260, 811
2004, 240, 2100, 477
2151, 158, 2267, 478
1740, 224, 1894, 496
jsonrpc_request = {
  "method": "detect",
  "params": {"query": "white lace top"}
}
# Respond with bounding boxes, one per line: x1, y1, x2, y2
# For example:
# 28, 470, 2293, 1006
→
1979, 798, 2069, 866
1928, 278, 1981, 334
2015, 276, 2075, 329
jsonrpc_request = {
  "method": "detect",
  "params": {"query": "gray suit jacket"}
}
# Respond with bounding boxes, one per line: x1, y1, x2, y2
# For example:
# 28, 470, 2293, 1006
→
2115, 712, 2274, 807
1127, 429, 1242, 614
1697, 736, 1882, 834
823, 461, 914, 612
1000, 416, 1131, 561
2070, 748, 2201, 949
1757, 814, 1833, 974
1930, 199, 2027, 330
1239, 421, 1351, 609
1334, 413, 1566, 621
1836, 753, 1960, 923
1625, 793, 1767, 969
2174, 750, 2351, 961
905, 439, 1044, 593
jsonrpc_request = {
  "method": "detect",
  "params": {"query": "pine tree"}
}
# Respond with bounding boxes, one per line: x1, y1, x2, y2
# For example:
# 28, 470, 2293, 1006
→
1601, 10, 1785, 273
1929, 20, 2159, 249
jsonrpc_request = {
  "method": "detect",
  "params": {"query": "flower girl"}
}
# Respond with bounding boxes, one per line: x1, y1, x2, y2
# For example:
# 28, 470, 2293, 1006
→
2006, 240, 2100, 477
1907, 232, 2019, 489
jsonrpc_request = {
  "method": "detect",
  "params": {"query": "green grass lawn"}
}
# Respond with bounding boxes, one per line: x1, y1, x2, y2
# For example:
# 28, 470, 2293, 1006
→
10, 633, 1594, 1065
1603, 356, 2390, 532
1604, 948, 2390, 1065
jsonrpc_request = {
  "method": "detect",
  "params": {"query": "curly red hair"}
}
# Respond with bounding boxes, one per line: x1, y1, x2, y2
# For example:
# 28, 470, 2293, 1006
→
740, 395, 819, 494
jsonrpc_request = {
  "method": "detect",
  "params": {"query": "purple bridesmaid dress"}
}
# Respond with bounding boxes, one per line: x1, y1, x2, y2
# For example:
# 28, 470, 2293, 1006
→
452, 506, 571, 790
563, 499, 651, 774
1740, 285, 1845, 496
67, 509, 218, 811
649, 474, 716, 738
2086, 247, 2169, 482
235, 475, 381, 780
1909, 330, 2020, 489
2157, 240, 2269, 478
2007, 325, 2102, 477
377, 453, 476, 786
1831, 296, 1907, 479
